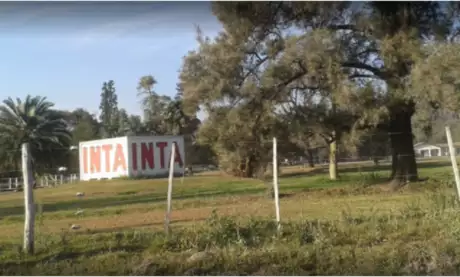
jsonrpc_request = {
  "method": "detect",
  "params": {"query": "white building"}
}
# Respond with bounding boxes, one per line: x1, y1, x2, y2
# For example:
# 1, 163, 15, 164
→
79, 135, 185, 181
414, 142, 460, 157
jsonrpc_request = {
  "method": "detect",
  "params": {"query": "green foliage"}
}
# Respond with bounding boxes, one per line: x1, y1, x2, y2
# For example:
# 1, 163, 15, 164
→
0, 95, 72, 175
136, 75, 172, 135
99, 80, 119, 138
176, 2, 460, 184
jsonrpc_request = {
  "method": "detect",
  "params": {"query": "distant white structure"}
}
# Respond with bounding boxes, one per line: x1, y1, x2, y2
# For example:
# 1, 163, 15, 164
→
78, 135, 185, 181
414, 142, 460, 157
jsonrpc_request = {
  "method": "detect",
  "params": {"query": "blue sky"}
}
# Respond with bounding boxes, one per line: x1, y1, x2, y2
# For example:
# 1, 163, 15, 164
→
0, 2, 222, 117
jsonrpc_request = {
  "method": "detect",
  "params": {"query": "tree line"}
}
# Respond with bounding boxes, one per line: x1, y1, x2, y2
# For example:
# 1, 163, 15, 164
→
0, 76, 215, 178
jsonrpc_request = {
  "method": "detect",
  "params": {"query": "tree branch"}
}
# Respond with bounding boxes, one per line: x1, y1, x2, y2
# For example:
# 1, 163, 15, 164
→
349, 74, 380, 80
328, 24, 356, 31
342, 62, 387, 79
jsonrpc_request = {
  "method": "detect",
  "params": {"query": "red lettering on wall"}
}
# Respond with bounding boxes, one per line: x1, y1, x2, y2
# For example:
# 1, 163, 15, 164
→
141, 142, 154, 170
89, 146, 101, 173
173, 142, 184, 167
131, 143, 138, 170
101, 144, 113, 172
81, 138, 185, 178
82, 147, 88, 173
156, 141, 168, 169
113, 144, 127, 172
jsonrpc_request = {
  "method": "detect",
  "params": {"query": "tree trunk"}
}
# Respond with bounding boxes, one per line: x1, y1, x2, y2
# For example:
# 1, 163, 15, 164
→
306, 149, 315, 168
388, 102, 418, 188
241, 154, 257, 178
245, 156, 254, 178
373, 157, 379, 166
390, 146, 398, 179
329, 140, 338, 180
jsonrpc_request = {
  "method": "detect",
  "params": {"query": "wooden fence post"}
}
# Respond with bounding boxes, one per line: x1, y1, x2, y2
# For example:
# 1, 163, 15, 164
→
164, 142, 176, 235
272, 137, 281, 232
446, 126, 460, 199
22, 143, 35, 254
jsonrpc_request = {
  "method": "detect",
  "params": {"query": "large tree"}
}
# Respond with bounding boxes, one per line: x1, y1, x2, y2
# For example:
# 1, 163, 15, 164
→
179, 12, 358, 180
69, 108, 101, 143
409, 42, 460, 144
207, 2, 457, 187
273, 29, 357, 179
179, 28, 284, 178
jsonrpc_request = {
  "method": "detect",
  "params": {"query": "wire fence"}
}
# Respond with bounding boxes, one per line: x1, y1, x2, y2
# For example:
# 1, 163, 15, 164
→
0, 154, 454, 192
0, 174, 79, 192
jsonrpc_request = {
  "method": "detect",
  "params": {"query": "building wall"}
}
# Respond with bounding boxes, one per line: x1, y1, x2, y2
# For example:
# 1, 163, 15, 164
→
416, 145, 460, 157
79, 136, 129, 181
441, 147, 449, 156
416, 145, 441, 157
127, 135, 185, 177
78, 135, 185, 181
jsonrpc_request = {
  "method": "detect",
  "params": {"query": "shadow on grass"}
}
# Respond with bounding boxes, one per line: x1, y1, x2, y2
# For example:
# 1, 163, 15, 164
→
0, 187, 268, 218
0, 179, 343, 219
280, 160, 451, 179
81, 218, 194, 235
0, 244, 146, 274
0, 173, 410, 220
0, 160, 450, 219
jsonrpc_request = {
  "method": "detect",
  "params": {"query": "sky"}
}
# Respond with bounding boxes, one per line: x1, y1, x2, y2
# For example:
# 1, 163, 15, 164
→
0, 1, 222, 117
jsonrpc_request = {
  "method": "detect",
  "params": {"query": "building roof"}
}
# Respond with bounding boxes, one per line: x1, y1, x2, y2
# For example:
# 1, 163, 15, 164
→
435, 142, 460, 148
414, 142, 460, 149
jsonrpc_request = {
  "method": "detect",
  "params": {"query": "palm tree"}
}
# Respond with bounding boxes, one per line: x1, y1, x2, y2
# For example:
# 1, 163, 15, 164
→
0, 95, 72, 176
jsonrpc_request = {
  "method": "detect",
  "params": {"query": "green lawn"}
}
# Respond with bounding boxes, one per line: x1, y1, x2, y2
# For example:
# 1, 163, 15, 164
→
0, 158, 459, 275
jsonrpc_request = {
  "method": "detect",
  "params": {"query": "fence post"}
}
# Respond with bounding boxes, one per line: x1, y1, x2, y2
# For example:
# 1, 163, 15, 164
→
60, 174, 63, 185
446, 126, 460, 199
273, 137, 281, 232
22, 143, 35, 254
8, 178, 12, 190
15, 177, 18, 189
164, 142, 176, 235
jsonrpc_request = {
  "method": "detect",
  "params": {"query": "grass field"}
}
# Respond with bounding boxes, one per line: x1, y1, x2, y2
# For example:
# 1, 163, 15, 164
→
1, 158, 460, 275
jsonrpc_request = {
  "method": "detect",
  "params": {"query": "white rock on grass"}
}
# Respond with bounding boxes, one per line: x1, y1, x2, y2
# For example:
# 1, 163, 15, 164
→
186, 251, 214, 263
70, 224, 81, 230
76, 192, 84, 197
